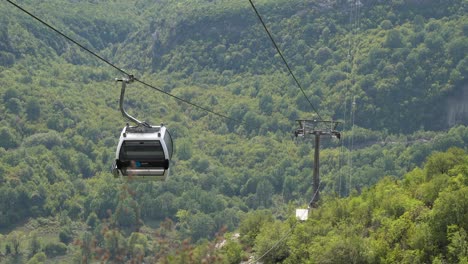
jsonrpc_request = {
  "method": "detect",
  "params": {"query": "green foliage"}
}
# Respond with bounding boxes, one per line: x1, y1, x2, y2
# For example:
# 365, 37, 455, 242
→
253, 221, 290, 263
6, 97, 23, 114
59, 226, 73, 244
128, 232, 148, 259
380, 20, 393, 30
263, 149, 468, 263
447, 225, 468, 263
28, 232, 41, 257
8, 231, 24, 255
78, 231, 94, 264
113, 193, 141, 229
103, 229, 127, 261
177, 139, 193, 160
0, 0, 466, 262
43, 241, 67, 257
86, 212, 98, 229
26, 98, 41, 121
221, 238, 244, 264
3, 88, 19, 102
425, 148, 465, 179
384, 29, 404, 48
5, 243, 12, 255
255, 179, 274, 208
188, 212, 216, 242
22, 131, 62, 149
0, 127, 19, 149
239, 210, 274, 247
27, 252, 47, 264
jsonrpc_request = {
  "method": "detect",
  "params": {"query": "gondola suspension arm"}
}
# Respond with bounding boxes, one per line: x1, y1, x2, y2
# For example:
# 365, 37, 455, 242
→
112, 76, 173, 180
116, 76, 150, 127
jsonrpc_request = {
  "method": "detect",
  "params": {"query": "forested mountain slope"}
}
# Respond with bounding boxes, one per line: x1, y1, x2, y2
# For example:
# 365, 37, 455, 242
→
248, 148, 468, 264
0, 0, 466, 263
114, 0, 468, 133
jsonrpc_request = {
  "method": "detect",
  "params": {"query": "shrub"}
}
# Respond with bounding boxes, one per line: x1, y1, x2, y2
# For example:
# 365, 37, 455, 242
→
59, 226, 73, 244
43, 241, 67, 257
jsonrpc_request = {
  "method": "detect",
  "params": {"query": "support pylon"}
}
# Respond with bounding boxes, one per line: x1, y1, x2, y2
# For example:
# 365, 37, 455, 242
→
295, 120, 341, 208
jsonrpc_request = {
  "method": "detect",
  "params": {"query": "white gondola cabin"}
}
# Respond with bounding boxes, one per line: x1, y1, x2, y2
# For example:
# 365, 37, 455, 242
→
113, 124, 173, 180
112, 77, 173, 181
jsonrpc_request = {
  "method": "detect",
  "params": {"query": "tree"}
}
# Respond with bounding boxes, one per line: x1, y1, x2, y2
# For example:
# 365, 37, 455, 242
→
193, 157, 210, 173
239, 210, 273, 247
430, 186, 468, 251
177, 139, 192, 160
23, 131, 62, 149
76, 153, 94, 178
256, 179, 274, 208
0, 51, 15, 66
243, 111, 261, 134
380, 20, 393, 30
321, 27, 331, 43
447, 37, 468, 63
114, 196, 140, 228
103, 229, 127, 261
385, 30, 404, 48
59, 226, 73, 244
27, 252, 46, 264
259, 94, 273, 115
188, 212, 216, 242
425, 148, 465, 179
86, 212, 99, 229
424, 33, 444, 52
44, 242, 67, 257
0, 127, 18, 149
9, 231, 24, 255
316, 47, 333, 64
79, 232, 94, 264
5, 243, 12, 255
282, 176, 296, 202
2, 88, 19, 102
7, 97, 22, 114
26, 99, 41, 121
221, 239, 244, 264
128, 232, 148, 260
253, 221, 290, 264
29, 231, 41, 257
447, 225, 468, 263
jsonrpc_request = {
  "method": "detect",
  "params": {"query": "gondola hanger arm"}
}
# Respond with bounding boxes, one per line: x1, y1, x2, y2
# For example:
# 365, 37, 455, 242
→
116, 76, 151, 128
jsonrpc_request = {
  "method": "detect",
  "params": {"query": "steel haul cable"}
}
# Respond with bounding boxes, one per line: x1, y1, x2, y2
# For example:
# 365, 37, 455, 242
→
6, 2, 328, 262
247, 0, 323, 121
5, 0, 239, 125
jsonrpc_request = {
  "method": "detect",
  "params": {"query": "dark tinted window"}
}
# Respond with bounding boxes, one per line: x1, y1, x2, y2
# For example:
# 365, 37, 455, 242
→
119, 140, 165, 161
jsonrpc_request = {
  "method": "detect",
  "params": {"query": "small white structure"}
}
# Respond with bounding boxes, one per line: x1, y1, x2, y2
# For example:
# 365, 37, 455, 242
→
296, 209, 309, 221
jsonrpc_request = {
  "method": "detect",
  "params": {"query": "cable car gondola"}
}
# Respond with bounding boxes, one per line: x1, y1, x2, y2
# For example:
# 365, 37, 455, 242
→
112, 77, 173, 180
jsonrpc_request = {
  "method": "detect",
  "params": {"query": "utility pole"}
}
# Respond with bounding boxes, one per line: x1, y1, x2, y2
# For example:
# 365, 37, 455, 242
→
295, 120, 341, 208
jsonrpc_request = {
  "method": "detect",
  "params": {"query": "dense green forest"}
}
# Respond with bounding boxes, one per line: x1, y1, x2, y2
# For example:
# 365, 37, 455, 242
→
0, 0, 466, 263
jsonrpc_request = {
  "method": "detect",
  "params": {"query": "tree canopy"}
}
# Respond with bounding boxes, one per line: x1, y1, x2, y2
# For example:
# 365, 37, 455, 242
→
0, 0, 466, 262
